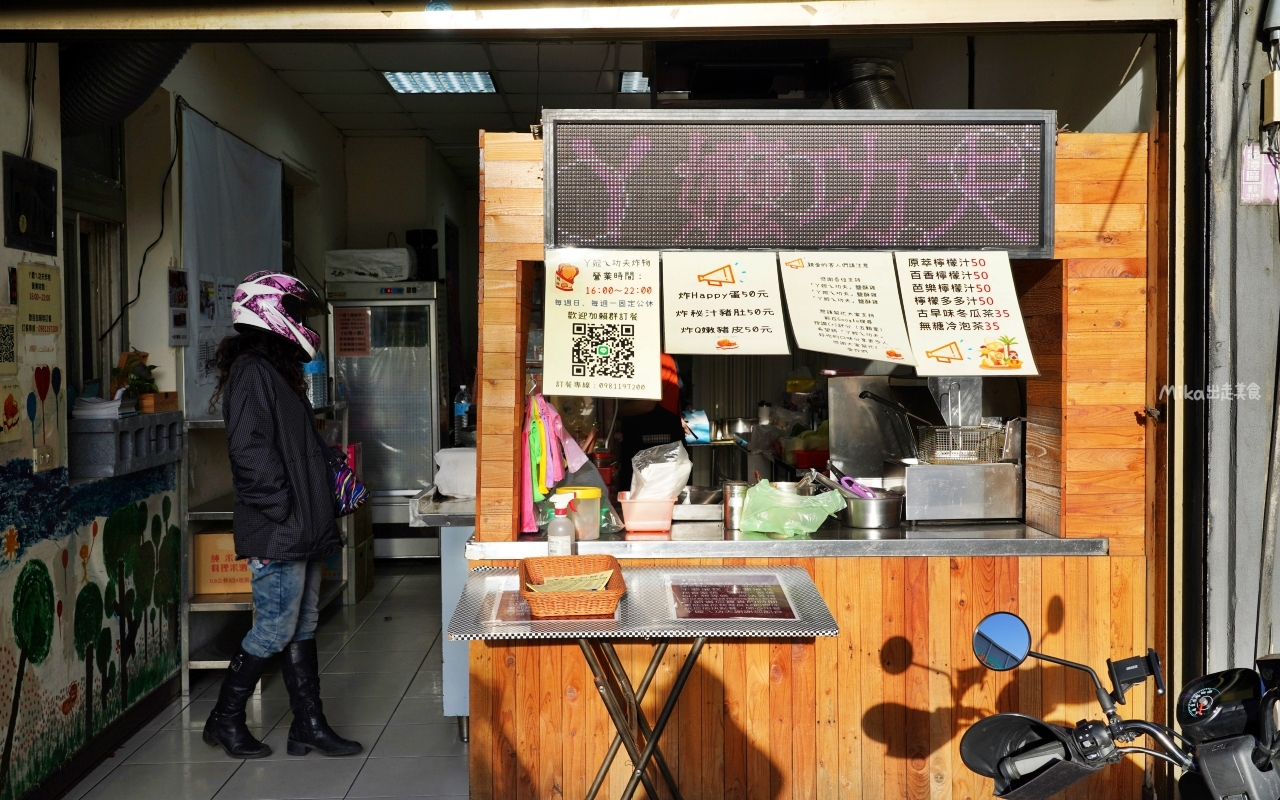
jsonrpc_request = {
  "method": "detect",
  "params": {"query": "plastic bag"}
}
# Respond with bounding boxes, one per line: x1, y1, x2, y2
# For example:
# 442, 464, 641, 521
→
739, 481, 845, 537
630, 442, 692, 500
542, 460, 624, 534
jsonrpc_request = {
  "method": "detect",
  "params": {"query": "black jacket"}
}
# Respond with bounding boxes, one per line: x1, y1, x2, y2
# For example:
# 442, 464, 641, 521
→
224, 354, 341, 561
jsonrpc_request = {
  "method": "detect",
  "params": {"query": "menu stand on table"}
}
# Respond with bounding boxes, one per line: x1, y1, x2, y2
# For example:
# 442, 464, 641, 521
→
448, 565, 839, 800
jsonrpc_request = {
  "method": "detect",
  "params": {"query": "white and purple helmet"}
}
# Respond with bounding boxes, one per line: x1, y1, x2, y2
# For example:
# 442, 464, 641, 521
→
232, 271, 324, 361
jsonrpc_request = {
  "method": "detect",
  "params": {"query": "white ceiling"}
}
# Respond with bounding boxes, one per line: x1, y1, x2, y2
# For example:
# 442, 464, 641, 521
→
248, 42, 651, 187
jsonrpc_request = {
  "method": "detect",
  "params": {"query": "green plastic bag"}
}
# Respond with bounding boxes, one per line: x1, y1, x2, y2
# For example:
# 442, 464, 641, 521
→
739, 482, 846, 537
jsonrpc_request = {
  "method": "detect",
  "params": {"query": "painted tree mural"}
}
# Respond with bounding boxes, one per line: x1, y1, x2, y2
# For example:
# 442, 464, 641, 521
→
134, 541, 154, 663
1, 559, 54, 797
96, 629, 114, 713
101, 502, 143, 708
72, 583, 103, 740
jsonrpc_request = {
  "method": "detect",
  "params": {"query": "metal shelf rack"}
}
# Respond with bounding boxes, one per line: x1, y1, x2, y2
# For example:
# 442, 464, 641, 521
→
179, 402, 351, 690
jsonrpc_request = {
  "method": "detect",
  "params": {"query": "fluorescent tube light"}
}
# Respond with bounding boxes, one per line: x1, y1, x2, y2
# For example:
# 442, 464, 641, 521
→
383, 71, 496, 93
620, 72, 650, 94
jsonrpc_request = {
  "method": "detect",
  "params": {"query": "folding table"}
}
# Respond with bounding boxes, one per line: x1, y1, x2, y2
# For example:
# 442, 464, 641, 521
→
447, 565, 839, 800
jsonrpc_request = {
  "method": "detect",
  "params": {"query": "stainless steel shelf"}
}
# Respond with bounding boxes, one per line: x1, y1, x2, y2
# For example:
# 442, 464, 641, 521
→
186, 401, 348, 430
188, 493, 234, 521
188, 580, 346, 614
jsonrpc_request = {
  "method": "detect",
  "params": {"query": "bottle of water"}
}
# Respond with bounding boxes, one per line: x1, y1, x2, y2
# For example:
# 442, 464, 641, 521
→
304, 351, 328, 407
453, 385, 472, 446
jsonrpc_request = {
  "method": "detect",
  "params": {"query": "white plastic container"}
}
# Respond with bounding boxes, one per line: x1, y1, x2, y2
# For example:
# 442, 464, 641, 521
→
555, 486, 600, 540
547, 494, 577, 555
617, 491, 677, 532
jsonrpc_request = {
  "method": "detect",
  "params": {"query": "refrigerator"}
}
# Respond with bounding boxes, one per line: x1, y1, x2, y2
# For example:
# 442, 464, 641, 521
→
327, 281, 444, 557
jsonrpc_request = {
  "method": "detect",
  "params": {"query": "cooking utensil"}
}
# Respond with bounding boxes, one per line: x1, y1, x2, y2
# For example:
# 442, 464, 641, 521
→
722, 481, 749, 530
839, 475, 876, 499
915, 425, 1005, 465
858, 390, 924, 459
839, 494, 903, 528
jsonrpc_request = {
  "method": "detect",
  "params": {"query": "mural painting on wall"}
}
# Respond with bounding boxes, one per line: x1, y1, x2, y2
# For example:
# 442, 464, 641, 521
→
0, 461, 178, 800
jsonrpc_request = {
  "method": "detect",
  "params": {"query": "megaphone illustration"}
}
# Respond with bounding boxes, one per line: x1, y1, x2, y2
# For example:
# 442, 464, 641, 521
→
697, 265, 735, 286
925, 341, 963, 363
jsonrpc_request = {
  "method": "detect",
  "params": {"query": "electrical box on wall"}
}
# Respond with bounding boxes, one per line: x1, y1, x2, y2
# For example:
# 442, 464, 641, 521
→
3, 152, 58, 257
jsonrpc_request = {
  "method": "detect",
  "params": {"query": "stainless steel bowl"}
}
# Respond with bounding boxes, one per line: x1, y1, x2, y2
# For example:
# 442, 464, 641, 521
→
839, 494, 903, 528
713, 417, 754, 441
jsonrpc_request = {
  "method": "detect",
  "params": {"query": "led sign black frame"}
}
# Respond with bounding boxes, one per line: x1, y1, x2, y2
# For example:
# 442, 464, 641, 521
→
542, 109, 1057, 260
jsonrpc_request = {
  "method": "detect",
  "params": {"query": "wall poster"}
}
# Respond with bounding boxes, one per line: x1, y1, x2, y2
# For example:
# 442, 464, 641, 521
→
542, 249, 662, 399
661, 251, 789, 355
16, 264, 60, 336
168, 269, 189, 347
777, 251, 915, 365
893, 251, 1038, 377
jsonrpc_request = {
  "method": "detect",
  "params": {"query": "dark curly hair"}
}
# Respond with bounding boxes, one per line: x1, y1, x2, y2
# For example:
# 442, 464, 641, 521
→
208, 328, 309, 414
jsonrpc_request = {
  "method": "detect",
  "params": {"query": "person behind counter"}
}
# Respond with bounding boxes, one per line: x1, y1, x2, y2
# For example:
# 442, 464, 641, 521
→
616, 353, 685, 488
202, 272, 362, 760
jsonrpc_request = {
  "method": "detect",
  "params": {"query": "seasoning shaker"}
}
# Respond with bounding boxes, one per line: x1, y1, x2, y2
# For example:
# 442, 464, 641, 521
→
722, 481, 749, 532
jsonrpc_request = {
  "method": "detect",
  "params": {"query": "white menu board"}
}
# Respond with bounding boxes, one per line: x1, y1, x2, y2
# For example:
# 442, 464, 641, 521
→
778, 252, 915, 366
543, 249, 662, 399
894, 251, 1038, 377
662, 251, 789, 355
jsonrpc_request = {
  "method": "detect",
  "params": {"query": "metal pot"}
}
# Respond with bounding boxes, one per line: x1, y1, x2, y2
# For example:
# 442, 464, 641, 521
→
713, 417, 754, 441
839, 494, 903, 528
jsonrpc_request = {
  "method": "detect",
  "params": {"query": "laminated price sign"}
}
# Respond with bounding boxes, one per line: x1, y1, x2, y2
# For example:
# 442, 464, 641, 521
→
894, 251, 1038, 377
778, 252, 915, 365
662, 251, 789, 355
543, 249, 662, 399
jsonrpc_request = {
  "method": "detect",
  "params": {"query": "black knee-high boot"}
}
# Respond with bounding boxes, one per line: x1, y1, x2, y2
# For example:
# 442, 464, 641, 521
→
280, 639, 363, 756
202, 647, 272, 758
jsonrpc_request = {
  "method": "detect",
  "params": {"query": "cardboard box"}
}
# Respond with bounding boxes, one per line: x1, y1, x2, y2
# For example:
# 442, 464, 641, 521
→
193, 531, 251, 594
352, 503, 373, 546
346, 443, 363, 480
322, 550, 343, 582
353, 540, 374, 603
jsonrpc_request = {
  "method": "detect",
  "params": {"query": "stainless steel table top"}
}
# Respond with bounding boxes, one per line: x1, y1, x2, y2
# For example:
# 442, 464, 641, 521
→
465, 522, 1108, 560
447, 566, 839, 641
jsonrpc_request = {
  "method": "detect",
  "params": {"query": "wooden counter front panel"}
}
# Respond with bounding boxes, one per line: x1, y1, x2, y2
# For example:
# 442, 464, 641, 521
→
468, 555, 1147, 800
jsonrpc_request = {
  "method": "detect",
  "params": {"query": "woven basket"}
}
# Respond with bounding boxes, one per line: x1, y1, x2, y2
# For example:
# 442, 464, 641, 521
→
518, 555, 626, 618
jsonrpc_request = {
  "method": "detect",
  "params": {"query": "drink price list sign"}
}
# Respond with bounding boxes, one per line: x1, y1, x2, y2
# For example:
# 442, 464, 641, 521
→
667, 574, 796, 620
893, 251, 1038, 377
777, 251, 915, 366
543, 249, 662, 399
662, 251, 789, 355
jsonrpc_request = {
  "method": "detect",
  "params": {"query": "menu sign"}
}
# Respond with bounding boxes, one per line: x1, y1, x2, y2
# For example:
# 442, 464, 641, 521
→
16, 264, 60, 335
668, 574, 796, 620
662, 251, 789, 355
334, 307, 372, 357
893, 251, 1038, 377
543, 249, 662, 399
778, 251, 915, 365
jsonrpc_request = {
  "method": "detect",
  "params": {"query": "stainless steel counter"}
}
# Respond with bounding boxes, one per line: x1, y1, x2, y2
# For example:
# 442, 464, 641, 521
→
465, 521, 1108, 560
410, 494, 477, 527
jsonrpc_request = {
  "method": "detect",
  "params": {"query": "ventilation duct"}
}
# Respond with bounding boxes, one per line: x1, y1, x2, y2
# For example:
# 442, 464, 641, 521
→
60, 42, 189, 137
831, 60, 909, 110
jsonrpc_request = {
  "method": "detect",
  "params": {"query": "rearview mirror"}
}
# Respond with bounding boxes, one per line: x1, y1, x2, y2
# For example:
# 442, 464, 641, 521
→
973, 612, 1032, 671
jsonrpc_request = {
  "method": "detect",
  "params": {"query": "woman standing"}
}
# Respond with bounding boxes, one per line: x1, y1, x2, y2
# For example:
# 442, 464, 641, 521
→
202, 271, 361, 759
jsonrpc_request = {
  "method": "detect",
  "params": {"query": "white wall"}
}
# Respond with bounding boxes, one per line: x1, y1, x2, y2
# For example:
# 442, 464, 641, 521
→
124, 43, 347, 392
902, 32, 1156, 133
0, 43, 63, 467
345, 136, 479, 376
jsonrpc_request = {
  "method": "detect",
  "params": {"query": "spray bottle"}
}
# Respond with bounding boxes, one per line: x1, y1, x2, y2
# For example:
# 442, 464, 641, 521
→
547, 492, 578, 556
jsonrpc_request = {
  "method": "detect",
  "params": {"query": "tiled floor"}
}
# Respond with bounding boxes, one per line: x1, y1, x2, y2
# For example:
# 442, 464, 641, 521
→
67, 561, 467, 800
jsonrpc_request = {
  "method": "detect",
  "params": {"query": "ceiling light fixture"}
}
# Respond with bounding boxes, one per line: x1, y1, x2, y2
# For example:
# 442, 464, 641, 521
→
383, 71, 496, 93
620, 72, 650, 94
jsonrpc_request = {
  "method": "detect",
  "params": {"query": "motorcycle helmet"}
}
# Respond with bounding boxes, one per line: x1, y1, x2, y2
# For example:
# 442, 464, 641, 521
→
231, 271, 325, 362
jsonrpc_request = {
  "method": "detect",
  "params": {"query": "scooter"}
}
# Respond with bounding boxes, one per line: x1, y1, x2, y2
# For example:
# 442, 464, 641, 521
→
960, 611, 1280, 800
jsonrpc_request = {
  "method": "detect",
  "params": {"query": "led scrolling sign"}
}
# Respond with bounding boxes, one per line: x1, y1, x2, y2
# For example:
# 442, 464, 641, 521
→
543, 110, 1056, 260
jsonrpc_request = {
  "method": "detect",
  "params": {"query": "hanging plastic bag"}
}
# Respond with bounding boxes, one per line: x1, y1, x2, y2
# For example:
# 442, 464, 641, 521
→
544, 460, 624, 534
629, 442, 692, 500
739, 481, 845, 537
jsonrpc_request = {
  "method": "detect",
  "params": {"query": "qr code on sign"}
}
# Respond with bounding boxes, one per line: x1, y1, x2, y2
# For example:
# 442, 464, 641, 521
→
571, 323, 635, 378
0, 323, 13, 366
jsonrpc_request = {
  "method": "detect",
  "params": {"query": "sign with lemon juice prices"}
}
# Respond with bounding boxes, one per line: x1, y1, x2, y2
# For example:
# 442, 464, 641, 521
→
778, 252, 915, 366
662, 251, 789, 355
542, 249, 662, 399
893, 251, 1038, 377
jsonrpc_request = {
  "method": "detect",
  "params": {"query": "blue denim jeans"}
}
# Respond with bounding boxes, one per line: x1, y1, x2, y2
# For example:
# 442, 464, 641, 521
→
240, 558, 323, 658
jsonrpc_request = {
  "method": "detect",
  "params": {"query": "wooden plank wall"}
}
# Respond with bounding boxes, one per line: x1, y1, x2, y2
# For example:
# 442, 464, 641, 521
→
469, 554, 1148, 800
475, 132, 544, 540
1018, 133, 1149, 554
